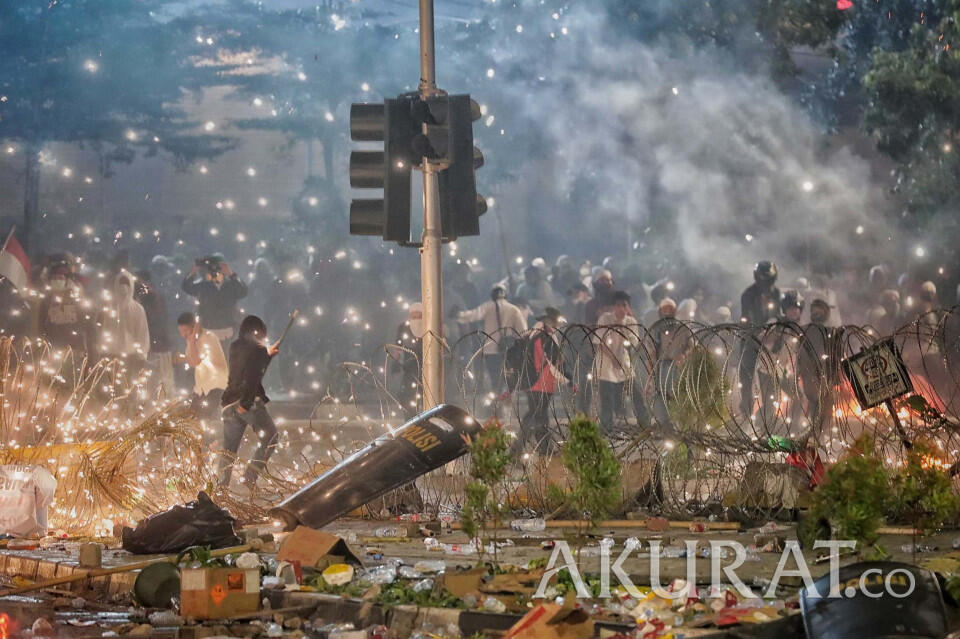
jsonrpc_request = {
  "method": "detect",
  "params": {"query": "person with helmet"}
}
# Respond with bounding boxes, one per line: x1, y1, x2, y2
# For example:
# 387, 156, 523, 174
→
738, 261, 781, 421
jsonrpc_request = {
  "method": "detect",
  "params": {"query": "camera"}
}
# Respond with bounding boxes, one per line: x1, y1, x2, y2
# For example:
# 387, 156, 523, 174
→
195, 256, 223, 275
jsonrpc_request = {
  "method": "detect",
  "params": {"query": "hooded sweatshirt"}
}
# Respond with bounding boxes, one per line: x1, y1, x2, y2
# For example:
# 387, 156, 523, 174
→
105, 272, 150, 358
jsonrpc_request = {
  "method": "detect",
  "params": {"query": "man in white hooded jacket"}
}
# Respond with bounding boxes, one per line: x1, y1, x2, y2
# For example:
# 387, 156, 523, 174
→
103, 271, 150, 362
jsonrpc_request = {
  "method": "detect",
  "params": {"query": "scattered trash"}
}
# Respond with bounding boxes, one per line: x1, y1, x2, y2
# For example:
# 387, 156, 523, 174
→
275, 526, 362, 569
364, 565, 397, 585
412, 578, 434, 593
236, 551, 261, 569
505, 603, 594, 639
510, 517, 546, 532
482, 595, 508, 613
322, 563, 355, 586
412, 559, 446, 574
147, 610, 183, 627
901, 543, 937, 554
180, 566, 260, 619
121, 492, 241, 554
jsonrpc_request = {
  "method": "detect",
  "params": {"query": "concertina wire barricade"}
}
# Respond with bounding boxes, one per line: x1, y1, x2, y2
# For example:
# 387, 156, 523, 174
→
320, 308, 960, 524
4, 307, 960, 531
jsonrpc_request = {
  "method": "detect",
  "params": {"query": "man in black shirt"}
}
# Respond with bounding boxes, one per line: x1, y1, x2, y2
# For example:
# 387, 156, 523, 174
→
182, 255, 247, 347
219, 315, 279, 489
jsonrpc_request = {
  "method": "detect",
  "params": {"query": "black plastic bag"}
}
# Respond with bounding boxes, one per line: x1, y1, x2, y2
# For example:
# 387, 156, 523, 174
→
121, 492, 241, 554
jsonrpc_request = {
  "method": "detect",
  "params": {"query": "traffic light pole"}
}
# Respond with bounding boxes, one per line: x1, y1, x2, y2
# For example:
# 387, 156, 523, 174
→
418, 0, 444, 409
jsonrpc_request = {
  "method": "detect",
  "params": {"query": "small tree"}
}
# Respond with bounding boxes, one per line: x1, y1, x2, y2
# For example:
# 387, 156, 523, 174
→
803, 436, 891, 558
561, 415, 622, 561
889, 443, 959, 562
461, 420, 511, 565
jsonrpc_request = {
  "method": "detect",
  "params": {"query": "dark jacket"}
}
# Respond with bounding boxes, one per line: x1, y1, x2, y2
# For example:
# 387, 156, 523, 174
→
181, 274, 247, 331
221, 335, 271, 410
740, 283, 781, 326
135, 287, 171, 353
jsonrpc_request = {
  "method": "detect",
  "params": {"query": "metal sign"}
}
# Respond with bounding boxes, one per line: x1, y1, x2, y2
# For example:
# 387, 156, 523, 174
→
842, 339, 913, 409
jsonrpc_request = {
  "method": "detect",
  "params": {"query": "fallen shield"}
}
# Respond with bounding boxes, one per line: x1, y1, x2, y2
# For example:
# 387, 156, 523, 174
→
270, 404, 480, 530
800, 561, 947, 639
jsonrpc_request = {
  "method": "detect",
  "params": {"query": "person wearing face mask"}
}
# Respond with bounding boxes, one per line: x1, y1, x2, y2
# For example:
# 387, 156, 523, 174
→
102, 271, 151, 362
39, 262, 96, 354
219, 315, 280, 489
182, 255, 247, 347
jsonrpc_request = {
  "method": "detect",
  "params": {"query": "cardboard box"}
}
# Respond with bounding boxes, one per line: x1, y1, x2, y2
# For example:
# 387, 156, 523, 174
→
180, 567, 260, 620
275, 526, 361, 569
504, 603, 594, 639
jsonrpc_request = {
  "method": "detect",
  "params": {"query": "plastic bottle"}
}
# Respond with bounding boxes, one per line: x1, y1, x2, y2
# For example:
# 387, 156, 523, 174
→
510, 518, 546, 532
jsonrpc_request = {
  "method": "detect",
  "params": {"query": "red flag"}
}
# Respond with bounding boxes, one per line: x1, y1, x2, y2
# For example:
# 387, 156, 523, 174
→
0, 232, 30, 291
837, 0, 853, 10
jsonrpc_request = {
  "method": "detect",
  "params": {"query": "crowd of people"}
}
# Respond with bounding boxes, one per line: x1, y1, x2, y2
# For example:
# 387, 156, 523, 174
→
0, 238, 955, 467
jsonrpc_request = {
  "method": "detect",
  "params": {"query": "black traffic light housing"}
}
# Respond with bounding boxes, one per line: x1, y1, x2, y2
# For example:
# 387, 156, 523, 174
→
349, 93, 485, 244
349, 97, 419, 243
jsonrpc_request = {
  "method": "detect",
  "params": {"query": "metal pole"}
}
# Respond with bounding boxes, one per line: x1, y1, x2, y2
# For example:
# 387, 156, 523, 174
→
418, 0, 444, 409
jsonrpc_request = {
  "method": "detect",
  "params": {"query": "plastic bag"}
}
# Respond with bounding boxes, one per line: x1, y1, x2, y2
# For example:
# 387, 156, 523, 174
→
121, 492, 241, 554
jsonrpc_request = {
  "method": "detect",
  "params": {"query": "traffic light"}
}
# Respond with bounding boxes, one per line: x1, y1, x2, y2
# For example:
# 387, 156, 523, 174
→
349, 93, 485, 243
412, 94, 486, 240
349, 97, 419, 243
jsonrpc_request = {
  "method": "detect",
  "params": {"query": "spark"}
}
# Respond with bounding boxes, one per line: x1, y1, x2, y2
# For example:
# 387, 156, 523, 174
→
246, 167, 256, 177
257, 197, 268, 207
801, 180, 814, 192
204, 121, 216, 131
84, 59, 98, 73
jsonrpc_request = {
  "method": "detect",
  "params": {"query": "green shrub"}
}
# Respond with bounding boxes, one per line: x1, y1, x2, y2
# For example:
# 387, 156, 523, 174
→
461, 420, 511, 564
561, 415, 622, 558
889, 443, 959, 536
804, 436, 890, 555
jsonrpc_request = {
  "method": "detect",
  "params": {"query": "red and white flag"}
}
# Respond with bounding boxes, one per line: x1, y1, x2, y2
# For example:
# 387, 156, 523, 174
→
0, 229, 30, 291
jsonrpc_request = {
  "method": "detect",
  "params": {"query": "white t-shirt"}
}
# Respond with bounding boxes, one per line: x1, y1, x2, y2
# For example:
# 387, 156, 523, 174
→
192, 329, 229, 395
592, 311, 641, 383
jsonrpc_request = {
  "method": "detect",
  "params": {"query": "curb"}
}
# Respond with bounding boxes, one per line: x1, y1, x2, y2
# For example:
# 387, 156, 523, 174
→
0, 551, 138, 596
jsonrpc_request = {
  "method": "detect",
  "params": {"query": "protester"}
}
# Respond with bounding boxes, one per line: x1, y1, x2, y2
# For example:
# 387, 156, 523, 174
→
219, 315, 280, 489
102, 271, 150, 361
584, 268, 615, 325
738, 261, 781, 421
513, 307, 568, 455
135, 270, 175, 398
457, 285, 528, 394
182, 255, 248, 346
38, 260, 96, 355
593, 291, 641, 434
516, 264, 559, 316
177, 311, 228, 416
646, 297, 693, 433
